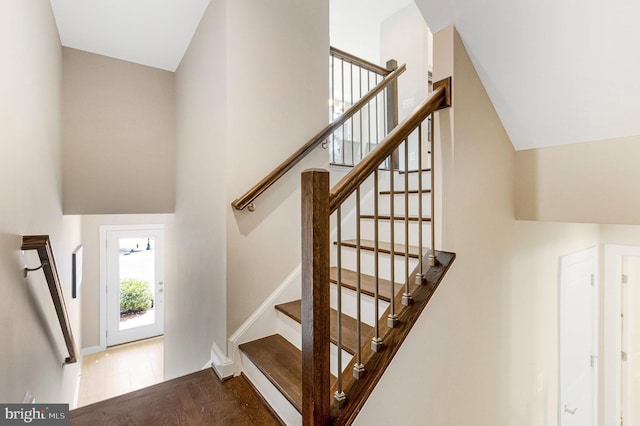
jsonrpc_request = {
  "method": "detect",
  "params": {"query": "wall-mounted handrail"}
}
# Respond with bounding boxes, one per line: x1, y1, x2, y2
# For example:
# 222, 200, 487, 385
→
22, 235, 78, 364
231, 64, 407, 212
329, 77, 451, 213
330, 46, 391, 77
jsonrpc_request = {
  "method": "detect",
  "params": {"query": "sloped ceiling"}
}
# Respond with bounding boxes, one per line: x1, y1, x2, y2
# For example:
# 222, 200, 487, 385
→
49, 0, 640, 150
50, 0, 210, 71
330, 0, 415, 63
415, 0, 640, 150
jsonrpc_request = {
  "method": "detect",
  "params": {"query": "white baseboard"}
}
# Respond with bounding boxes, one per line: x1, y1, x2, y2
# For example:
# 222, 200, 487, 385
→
72, 354, 84, 409
210, 341, 234, 379
81, 345, 103, 356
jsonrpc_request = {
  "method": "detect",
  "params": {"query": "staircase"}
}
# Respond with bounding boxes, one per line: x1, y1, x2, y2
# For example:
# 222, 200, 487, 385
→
69, 51, 454, 426
226, 47, 454, 424
238, 165, 455, 424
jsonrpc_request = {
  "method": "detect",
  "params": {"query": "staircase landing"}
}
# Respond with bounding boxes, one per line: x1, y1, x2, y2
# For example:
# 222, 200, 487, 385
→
70, 368, 283, 425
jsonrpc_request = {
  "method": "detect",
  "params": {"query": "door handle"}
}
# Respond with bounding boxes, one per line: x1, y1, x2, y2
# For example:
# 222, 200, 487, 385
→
564, 405, 578, 415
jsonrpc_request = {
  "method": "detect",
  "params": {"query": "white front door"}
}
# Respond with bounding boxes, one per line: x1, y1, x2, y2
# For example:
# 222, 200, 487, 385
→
622, 256, 640, 426
559, 247, 598, 426
106, 227, 164, 346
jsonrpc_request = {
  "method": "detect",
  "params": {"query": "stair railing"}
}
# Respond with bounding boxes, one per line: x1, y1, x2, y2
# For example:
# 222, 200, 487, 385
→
301, 77, 452, 424
22, 235, 78, 364
329, 47, 397, 167
232, 51, 405, 212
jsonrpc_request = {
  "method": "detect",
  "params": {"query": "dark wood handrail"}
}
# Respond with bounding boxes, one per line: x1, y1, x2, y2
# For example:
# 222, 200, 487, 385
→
22, 235, 78, 364
330, 46, 391, 77
329, 77, 452, 213
231, 64, 407, 211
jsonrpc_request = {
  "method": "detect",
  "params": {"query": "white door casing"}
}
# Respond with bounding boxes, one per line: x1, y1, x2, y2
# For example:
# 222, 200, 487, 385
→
622, 256, 640, 426
559, 247, 598, 426
604, 245, 640, 426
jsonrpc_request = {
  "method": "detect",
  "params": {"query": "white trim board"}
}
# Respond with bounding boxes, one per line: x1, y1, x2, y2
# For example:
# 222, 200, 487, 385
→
210, 341, 234, 379
81, 346, 102, 356
603, 244, 640, 426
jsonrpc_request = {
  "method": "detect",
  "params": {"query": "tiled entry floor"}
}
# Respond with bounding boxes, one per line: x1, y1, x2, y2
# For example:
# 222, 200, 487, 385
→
76, 337, 163, 408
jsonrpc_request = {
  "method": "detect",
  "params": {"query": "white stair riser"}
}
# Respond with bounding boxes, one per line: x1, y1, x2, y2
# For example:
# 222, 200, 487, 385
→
276, 311, 352, 376
378, 171, 432, 192
334, 246, 420, 282
359, 219, 432, 246
329, 284, 390, 327
375, 193, 432, 216
240, 352, 302, 426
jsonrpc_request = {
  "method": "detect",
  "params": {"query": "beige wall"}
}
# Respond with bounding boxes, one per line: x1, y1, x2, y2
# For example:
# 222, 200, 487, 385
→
381, 3, 431, 122
510, 221, 600, 425
172, 0, 328, 378
62, 48, 176, 215
357, 26, 516, 425
357, 27, 609, 426
601, 224, 640, 246
516, 135, 640, 224
79, 214, 174, 349
171, 0, 228, 379
0, 0, 82, 404
224, 0, 329, 335
380, 3, 432, 170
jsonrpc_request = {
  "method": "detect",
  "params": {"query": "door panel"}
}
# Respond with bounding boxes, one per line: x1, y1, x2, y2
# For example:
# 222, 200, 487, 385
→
106, 228, 164, 346
560, 248, 598, 426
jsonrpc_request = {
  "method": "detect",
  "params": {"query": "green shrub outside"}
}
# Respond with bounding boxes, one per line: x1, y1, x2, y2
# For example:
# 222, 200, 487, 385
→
120, 278, 153, 314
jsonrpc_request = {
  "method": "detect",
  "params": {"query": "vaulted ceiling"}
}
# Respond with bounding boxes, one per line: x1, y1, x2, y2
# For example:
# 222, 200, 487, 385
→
50, 0, 639, 150
415, 0, 640, 150
49, 0, 210, 72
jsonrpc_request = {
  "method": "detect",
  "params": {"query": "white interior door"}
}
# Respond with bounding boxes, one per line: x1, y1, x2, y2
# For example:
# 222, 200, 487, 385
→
559, 247, 598, 426
622, 256, 640, 426
106, 227, 164, 346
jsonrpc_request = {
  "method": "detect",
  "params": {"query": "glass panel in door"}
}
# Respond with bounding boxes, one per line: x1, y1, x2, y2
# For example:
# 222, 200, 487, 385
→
106, 228, 164, 346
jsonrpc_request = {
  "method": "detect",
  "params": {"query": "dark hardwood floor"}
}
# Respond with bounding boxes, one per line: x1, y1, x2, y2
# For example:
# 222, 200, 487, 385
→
70, 368, 283, 425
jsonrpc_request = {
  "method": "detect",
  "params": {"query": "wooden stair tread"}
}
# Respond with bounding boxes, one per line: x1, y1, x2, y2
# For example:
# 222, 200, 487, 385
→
329, 267, 401, 302
275, 300, 373, 355
239, 335, 303, 412
239, 334, 336, 414
379, 189, 431, 195
360, 214, 431, 222
399, 168, 431, 174
336, 239, 422, 258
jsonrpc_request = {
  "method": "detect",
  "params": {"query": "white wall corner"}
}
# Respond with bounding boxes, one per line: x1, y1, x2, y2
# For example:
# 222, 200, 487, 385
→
210, 341, 234, 380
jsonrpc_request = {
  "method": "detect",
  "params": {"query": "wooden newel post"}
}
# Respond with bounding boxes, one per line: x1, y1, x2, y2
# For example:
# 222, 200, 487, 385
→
301, 169, 331, 425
